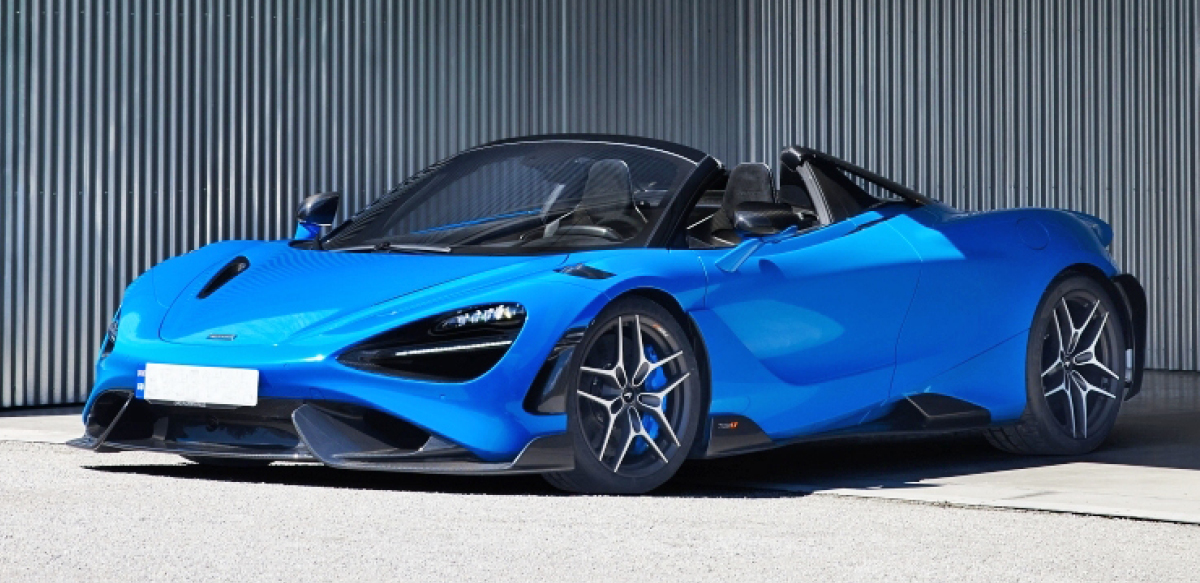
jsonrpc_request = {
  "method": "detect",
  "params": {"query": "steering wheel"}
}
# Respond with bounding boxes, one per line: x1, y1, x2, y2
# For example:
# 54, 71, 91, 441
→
593, 214, 644, 239
546, 224, 623, 242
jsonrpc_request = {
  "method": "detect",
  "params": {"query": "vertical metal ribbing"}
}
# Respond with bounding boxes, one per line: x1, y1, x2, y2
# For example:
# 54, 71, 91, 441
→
79, 0, 94, 406
29, 0, 44, 406
56, 0, 71, 403
25, 0, 37, 405
2, 0, 15, 407
14, 0, 28, 407
0, 0, 1197, 407
1188, 0, 1198, 368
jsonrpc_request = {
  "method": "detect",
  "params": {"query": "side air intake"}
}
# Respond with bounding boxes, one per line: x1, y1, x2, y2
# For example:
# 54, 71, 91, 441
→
198, 256, 250, 299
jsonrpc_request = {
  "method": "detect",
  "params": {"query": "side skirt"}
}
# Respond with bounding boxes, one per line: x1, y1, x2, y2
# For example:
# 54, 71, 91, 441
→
702, 393, 994, 459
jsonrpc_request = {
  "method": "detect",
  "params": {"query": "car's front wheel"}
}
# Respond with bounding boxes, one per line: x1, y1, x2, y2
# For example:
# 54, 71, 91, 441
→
986, 274, 1128, 455
544, 297, 703, 494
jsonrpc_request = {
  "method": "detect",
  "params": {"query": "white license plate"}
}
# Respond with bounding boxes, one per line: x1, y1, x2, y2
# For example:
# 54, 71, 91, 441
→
141, 363, 259, 407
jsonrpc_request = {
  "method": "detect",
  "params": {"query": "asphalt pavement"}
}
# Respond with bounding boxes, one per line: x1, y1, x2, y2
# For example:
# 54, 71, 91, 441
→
2, 441, 1199, 582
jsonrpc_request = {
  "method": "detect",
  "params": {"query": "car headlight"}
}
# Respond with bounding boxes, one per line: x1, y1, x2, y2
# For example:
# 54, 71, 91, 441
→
435, 304, 526, 332
338, 303, 526, 382
99, 308, 120, 359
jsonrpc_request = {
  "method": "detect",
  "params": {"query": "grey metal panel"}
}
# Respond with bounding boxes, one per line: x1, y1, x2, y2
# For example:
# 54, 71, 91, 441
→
1, 0, 1196, 407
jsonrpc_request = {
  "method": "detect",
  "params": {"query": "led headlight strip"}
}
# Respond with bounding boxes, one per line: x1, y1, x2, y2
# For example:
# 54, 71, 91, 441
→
389, 339, 514, 358
436, 304, 526, 332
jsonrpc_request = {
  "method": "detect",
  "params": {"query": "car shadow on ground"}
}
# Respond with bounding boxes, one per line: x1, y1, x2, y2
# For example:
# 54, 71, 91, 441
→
680, 413, 1200, 490
84, 460, 789, 498
83, 409, 1190, 498
681, 373, 1200, 492
86, 372, 1200, 497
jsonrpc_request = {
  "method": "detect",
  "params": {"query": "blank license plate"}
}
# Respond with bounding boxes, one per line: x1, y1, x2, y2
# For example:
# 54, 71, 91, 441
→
142, 363, 259, 407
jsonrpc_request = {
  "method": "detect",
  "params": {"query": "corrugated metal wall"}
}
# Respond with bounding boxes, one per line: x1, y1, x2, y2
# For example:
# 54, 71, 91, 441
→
2, 0, 1196, 407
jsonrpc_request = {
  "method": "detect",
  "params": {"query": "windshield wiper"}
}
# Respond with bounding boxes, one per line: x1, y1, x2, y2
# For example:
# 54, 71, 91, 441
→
331, 242, 453, 254
376, 242, 453, 253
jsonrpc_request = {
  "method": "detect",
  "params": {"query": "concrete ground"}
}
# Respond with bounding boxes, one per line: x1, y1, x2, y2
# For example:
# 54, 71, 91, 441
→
1, 371, 1197, 581
0, 406, 83, 444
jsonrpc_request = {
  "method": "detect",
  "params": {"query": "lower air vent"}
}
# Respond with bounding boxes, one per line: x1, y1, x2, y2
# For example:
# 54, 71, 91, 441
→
198, 256, 250, 299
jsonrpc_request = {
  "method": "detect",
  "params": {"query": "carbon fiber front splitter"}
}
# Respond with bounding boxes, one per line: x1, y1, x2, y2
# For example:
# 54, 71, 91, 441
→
67, 390, 573, 475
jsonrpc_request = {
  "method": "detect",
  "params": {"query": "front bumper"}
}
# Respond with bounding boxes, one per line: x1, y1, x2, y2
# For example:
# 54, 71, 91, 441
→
68, 390, 573, 475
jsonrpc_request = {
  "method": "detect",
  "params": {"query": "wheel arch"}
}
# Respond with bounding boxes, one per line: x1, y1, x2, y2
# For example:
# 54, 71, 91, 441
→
608, 287, 714, 457
1057, 263, 1146, 399
1112, 274, 1147, 398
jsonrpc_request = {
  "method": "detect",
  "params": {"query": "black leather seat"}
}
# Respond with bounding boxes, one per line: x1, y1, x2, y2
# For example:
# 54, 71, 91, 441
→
710, 162, 777, 242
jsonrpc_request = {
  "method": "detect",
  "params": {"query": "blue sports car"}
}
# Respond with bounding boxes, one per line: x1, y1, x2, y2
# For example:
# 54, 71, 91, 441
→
71, 134, 1147, 494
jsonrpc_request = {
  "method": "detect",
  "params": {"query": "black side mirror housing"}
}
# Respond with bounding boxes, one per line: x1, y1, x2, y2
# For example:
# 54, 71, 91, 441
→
294, 192, 340, 240
733, 201, 807, 237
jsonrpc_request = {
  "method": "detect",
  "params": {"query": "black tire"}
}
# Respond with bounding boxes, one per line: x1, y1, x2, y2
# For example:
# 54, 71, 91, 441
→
543, 297, 704, 494
182, 456, 274, 468
986, 273, 1128, 455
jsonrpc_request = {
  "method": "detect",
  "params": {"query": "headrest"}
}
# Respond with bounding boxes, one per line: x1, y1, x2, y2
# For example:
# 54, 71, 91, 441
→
578, 159, 634, 220
721, 163, 776, 222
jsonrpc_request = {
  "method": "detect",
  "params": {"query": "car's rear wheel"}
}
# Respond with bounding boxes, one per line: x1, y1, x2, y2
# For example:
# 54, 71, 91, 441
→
544, 297, 703, 494
986, 274, 1127, 455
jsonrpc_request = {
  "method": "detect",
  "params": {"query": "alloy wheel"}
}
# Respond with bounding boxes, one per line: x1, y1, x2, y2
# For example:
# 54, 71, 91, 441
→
576, 314, 693, 477
1040, 290, 1122, 439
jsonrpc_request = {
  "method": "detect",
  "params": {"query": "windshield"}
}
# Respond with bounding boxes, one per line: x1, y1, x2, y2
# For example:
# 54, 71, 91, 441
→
324, 141, 698, 253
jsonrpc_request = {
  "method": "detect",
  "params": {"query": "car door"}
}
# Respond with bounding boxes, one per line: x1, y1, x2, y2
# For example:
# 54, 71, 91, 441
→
695, 159, 923, 439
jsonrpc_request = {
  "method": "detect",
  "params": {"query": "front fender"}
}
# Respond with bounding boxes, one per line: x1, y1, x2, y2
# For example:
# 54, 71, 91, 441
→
543, 249, 709, 312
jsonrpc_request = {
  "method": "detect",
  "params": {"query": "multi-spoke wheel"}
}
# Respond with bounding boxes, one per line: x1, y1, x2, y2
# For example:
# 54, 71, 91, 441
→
544, 297, 703, 494
987, 274, 1128, 455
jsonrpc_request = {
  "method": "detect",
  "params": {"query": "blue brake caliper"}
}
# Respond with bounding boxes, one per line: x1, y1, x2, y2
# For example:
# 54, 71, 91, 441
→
633, 344, 667, 455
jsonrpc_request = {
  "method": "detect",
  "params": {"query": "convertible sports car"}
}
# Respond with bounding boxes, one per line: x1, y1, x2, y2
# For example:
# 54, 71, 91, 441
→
71, 134, 1147, 494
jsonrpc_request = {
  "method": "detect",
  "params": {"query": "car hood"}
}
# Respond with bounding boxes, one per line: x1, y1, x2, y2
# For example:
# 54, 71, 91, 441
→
158, 243, 567, 345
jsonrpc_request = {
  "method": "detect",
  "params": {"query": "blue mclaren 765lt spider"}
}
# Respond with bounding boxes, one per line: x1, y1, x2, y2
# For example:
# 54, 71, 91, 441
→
71, 134, 1147, 494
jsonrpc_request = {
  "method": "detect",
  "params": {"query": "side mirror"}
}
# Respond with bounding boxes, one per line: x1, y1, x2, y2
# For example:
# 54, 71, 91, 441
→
733, 201, 804, 237
294, 192, 340, 241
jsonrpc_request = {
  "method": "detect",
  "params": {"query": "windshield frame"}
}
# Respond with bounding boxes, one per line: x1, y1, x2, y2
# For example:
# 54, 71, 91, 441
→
321, 137, 715, 255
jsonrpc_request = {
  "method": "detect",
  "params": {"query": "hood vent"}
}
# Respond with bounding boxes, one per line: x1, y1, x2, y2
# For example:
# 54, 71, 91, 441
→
198, 256, 250, 299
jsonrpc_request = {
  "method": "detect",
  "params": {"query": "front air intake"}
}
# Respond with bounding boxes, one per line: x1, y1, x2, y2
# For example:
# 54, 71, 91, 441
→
198, 256, 250, 299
